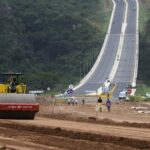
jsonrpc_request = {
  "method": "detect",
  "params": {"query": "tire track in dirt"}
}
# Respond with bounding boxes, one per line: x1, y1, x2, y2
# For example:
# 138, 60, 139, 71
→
0, 119, 150, 150
0, 125, 136, 150
4, 117, 150, 141
0, 137, 63, 150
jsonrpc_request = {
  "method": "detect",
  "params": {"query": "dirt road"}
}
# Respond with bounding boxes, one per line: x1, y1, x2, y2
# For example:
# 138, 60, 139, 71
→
0, 101, 150, 150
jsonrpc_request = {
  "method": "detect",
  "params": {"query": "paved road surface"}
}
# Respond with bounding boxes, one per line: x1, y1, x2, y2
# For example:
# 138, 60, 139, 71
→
74, 0, 126, 95
113, 0, 138, 98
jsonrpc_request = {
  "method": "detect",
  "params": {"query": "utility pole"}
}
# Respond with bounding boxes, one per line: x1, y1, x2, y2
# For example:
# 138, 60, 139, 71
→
83, 63, 86, 77
80, 62, 82, 80
87, 59, 89, 73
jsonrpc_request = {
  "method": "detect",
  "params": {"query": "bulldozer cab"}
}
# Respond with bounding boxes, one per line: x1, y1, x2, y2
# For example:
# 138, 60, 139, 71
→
0, 72, 26, 94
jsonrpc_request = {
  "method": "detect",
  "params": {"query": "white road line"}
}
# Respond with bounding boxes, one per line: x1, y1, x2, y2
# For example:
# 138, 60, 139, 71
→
131, 0, 139, 94
96, 0, 128, 95
74, 0, 116, 90
109, 0, 128, 81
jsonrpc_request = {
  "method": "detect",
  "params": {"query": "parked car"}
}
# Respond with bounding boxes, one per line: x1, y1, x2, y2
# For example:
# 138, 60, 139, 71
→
119, 90, 127, 100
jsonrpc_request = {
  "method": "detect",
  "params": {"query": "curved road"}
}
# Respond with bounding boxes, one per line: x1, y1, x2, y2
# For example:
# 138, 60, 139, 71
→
74, 0, 126, 95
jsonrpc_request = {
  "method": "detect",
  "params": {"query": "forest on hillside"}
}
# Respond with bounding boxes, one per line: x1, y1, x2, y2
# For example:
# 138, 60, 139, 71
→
0, 0, 150, 92
0, 0, 112, 91
138, 0, 150, 85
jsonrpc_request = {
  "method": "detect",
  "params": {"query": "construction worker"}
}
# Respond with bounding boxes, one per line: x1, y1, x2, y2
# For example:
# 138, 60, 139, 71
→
10, 78, 17, 93
97, 97, 103, 112
106, 98, 111, 112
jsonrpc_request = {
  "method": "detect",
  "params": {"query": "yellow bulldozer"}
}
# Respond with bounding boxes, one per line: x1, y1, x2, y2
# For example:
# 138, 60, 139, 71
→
0, 72, 39, 119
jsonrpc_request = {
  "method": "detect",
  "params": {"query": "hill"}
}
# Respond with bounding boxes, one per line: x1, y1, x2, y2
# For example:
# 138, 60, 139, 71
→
0, 0, 112, 91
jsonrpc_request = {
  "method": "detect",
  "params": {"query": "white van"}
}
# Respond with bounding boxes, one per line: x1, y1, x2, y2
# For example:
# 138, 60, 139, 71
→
119, 90, 127, 100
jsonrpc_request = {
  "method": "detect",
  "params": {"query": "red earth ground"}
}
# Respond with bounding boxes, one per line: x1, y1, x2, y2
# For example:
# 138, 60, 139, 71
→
0, 97, 150, 150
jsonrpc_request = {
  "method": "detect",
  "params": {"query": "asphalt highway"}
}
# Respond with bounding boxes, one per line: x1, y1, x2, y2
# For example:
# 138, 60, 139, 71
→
74, 0, 138, 98
113, 0, 138, 98
74, 0, 126, 95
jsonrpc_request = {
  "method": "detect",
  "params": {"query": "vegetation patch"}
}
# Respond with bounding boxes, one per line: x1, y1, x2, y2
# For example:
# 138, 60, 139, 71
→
0, 0, 112, 91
